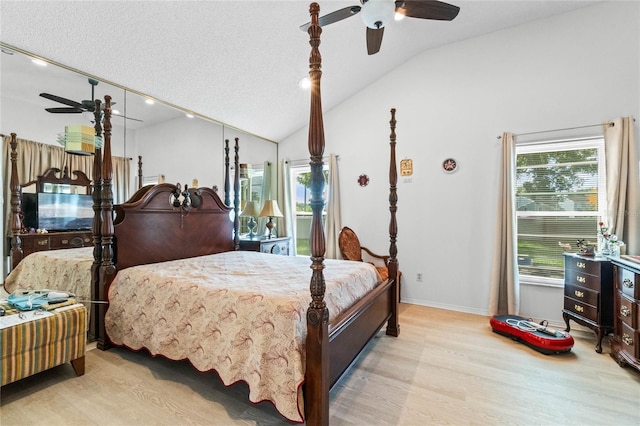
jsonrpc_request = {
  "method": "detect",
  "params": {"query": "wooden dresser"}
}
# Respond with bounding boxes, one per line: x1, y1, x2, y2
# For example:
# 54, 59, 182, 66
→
609, 257, 640, 373
239, 236, 291, 256
562, 253, 614, 353
17, 231, 93, 258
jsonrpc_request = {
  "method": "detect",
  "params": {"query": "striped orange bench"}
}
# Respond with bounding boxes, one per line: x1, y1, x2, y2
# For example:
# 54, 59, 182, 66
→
1, 304, 87, 386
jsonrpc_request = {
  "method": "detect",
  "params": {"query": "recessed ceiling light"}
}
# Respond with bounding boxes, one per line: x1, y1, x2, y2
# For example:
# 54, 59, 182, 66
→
298, 76, 311, 90
31, 58, 47, 67
145, 98, 155, 105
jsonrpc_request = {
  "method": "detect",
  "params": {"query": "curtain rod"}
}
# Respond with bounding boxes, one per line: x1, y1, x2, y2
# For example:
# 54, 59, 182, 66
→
497, 117, 636, 139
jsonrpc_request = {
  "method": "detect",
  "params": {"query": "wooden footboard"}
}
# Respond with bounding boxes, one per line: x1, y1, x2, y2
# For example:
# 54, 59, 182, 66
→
328, 277, 396, 387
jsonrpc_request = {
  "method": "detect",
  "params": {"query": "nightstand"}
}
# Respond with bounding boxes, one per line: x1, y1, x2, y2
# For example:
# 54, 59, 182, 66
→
239, 236, 291, 256
562, 253, 614, 353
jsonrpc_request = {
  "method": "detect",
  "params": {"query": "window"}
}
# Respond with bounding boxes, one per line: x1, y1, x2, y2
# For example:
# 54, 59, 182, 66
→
238, 165, 263, 235
289, 163, 329, 256
515, 136, 606, 282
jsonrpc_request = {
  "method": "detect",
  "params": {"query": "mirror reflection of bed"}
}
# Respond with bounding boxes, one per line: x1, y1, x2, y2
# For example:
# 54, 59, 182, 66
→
1, 5, 400, 425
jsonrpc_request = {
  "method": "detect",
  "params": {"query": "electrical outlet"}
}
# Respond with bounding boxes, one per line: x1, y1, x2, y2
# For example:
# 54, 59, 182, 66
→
416, 273, 423, 282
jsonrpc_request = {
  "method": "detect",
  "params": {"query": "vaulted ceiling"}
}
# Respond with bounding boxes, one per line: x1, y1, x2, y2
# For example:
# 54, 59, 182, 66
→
0, 1, 598, 141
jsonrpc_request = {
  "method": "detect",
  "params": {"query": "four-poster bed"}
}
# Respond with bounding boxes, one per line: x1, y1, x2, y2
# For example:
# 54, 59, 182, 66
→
4, 4, 399, 424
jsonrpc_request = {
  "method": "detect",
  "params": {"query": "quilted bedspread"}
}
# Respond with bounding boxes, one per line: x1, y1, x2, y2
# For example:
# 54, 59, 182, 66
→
105, 250, 380, 422
3, 247, 93, 303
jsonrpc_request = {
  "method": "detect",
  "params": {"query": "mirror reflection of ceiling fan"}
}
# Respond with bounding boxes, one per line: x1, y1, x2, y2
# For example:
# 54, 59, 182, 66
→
300, 0, 460, 55
40, 78, 143, 122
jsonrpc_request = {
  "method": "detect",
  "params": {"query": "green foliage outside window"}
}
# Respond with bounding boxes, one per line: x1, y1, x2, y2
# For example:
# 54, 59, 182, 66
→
516, 145, 602, 279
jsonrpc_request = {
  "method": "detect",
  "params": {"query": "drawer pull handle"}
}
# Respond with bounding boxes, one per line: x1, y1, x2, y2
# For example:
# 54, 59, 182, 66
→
577, 262, 586, 269
574, 290, 584, 298
622, 334, 633, 346
574, 304, 584, 313
577, 276, 586, 283
61, 239, 69, 244
37, 240, 48, 246
620, 306, 631, 317
623, 278, 634, 289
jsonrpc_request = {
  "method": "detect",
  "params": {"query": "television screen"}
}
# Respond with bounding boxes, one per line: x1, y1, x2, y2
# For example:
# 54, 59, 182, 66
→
22, 193, 93, 231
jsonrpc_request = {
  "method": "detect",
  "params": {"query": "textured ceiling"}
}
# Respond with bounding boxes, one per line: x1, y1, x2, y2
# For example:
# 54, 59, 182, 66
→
0, 1, 598, 142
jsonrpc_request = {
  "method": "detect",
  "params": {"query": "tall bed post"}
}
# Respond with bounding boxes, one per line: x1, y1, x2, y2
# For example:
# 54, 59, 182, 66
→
91, 100, 104, 341
233, 137, 240, 249
97, 96, 116, 350
386, 108, 400, 336
137, 155, 143, 189
8, 133, 23, 271
305, 3, 329, 425
224, 139, 231, 206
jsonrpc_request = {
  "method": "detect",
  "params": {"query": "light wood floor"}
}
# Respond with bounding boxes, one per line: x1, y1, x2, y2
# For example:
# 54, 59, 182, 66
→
1, 303, 639, 425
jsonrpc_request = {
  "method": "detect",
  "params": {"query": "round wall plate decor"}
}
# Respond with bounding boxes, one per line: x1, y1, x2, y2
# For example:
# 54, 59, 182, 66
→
442, 158, 457, 173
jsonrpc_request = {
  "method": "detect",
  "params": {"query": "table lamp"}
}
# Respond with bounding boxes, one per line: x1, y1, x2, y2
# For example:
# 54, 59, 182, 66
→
240, 200, 259, 239
259, 200, 283, 239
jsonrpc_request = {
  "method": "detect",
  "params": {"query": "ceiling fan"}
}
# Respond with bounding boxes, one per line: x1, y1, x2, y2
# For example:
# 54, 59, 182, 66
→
40, 78, 142, 122
300, 0, 460, 55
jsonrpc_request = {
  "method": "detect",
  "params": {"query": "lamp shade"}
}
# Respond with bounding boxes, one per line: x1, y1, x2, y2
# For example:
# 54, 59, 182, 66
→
63, 125, 95, 156
240, 200, 260, 217
259, 200, 283, 218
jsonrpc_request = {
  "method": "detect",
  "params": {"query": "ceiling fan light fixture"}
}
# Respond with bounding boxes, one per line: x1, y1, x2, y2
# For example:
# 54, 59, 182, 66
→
360, 0, 395, 29
298, 76, 311, 90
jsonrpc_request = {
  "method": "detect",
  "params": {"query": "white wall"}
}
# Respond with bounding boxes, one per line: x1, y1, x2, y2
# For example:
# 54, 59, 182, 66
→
135, 118, 277, 191
279, 1, 640, 323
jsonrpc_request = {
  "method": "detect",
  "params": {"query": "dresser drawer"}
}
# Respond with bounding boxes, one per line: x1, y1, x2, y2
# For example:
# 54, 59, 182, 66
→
565, 283, 598, 307
21, 235, 50, 251
565, 268, 601, 292
619, 321, 639, 358
617, 292, 637, 329
49, 234, 91, 249
618, 268, 639, 300
565, 256, 603, 276
564, 297, 598, 322
261, 240, 289, 255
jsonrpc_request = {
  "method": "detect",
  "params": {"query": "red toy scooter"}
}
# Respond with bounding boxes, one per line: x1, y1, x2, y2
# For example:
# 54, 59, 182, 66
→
490, 314, 574, 355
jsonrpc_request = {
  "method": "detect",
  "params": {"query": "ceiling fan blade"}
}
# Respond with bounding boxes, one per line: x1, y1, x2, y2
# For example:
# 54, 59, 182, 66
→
366, 27, 385, 55
300, 5, 362, 31
396, 0, 460, 21
45, 107, 83, 113
40, 93, 83, 108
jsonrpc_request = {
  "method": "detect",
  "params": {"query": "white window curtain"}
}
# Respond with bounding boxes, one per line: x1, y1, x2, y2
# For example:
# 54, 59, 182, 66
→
489, 132, 520, 316
257, 160, 273, 237
325, 154, 342, 259
603, 117, 639, 254
278, 159, 295, 253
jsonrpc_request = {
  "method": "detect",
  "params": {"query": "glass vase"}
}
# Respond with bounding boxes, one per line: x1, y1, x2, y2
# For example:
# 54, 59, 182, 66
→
608, 241, 620, 257
597, 234, 610, 255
